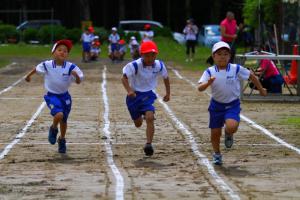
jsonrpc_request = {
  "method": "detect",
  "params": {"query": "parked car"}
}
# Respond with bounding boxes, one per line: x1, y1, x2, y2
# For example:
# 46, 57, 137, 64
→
118, 20, 184, 44
198, 25, 221, 48
16, 20, 62, 31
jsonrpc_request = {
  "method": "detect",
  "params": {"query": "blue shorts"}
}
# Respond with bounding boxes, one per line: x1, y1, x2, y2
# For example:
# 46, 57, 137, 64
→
82, 42, 91, 52
126, 91, 157, 120
208, 98, 241, 128
110, 43, 119, 53
44, 92, 72, 123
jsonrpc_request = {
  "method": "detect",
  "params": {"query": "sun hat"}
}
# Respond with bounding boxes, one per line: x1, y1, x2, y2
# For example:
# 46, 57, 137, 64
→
112, 27, 117, 31
212, 41, 230, 54
130, 36, 136, 40
51, 39, 73, 53
140, 41, 158, 54
119, 39, 125, 45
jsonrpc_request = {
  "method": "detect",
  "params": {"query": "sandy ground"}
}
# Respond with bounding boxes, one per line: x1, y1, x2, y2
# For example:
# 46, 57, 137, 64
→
0, 57, 299, 200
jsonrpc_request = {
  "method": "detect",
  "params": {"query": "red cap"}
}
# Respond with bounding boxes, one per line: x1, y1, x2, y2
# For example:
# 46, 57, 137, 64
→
51, 39, 73, 53
88, 26, 94, 33
119, 39, 125, 45
140, 41, 158, 54
144, 24, 151, 30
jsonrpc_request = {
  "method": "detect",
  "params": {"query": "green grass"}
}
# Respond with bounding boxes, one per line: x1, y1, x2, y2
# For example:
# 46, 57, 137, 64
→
280, 117, 300, 128
0, 38, 211, 71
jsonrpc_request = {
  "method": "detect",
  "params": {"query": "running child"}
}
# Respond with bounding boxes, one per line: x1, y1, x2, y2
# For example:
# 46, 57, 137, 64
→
121, 41, 170, 156
25, 39, 84, 153
198, 41, 266, 165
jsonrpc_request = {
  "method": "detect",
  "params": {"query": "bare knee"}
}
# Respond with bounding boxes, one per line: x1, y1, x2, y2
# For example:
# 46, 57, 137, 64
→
55, 112, 64, 121
145, 113, 154, 123
134, 117, 143, 127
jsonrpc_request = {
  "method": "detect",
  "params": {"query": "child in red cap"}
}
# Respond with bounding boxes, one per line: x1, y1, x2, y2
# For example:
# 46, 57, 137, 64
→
121, 41, 170, 156
25, 39, 84, 153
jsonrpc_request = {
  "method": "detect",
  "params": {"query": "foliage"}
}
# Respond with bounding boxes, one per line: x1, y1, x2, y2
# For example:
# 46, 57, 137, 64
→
93, 27, 109, 43
65, 28, 82, 43
22, 28, 39, 43
37, 25, 67, 44
0, 24, 19, 43
243, 0, 281, 28
153, 26, 173, 38
124, 32, 141, 43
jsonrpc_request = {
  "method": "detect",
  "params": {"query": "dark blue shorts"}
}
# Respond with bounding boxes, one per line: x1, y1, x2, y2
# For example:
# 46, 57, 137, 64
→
82, 42, 91, 52
110, 43, 119, 52
208, 98, 241, 128
126, 91, 157, 120
44, 92, 72, 123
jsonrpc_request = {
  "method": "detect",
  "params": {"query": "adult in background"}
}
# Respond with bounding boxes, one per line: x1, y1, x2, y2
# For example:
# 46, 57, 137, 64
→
183, 18, 199, 62
220, 11, 237, 63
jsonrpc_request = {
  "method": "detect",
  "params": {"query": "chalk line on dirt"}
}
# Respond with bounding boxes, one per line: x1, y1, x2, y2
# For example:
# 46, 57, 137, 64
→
101, 66, 124, 200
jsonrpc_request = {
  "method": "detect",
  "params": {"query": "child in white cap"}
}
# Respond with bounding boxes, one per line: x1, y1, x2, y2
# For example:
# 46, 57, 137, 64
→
198, 41, 266, 165
25, 39, 84, 153
129, 36, 140, 60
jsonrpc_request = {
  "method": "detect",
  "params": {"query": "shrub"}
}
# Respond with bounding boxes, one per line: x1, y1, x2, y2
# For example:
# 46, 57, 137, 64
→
0, 24, 19, 43
93, 27, 109, 43
37, 25, 67, 44
153, 26, 173, 38
22, 28, 39, 43
65, 28, 82, 43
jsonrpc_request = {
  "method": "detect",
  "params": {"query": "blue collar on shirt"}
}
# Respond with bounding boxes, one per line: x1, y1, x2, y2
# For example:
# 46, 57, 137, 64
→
52, 60, 66, 68
214, 63, 231, 72
141, 59, 155, 68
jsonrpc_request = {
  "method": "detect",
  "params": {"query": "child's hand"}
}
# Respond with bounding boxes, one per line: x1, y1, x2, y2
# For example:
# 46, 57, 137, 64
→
163, 94, 170, 102
25, 76, 31, 82
260, 88, 267, 96
71, 70, 78, 77
127, 90, 136, 98
208, 76, 216, 85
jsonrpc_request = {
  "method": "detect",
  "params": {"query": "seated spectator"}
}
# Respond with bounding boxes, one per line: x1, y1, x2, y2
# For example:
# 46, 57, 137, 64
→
116, 39, 126, 61
129, 36, 140, 60
90, 35, 101, 61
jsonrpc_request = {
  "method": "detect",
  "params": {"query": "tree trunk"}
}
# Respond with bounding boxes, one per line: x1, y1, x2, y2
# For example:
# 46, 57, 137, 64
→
185, 0, 191, 19
119, 0, 125, 20
141, 0, 152, 20
79, 0, 91, 21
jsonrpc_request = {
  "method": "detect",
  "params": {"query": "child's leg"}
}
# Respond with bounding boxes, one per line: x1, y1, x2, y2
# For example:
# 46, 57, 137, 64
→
224, 119, 239, 136
145, 111, 155, 144
52, 112, 64, 129
59, 121, 67, 139
211, 128, 222, 153
133, 116, 143, 128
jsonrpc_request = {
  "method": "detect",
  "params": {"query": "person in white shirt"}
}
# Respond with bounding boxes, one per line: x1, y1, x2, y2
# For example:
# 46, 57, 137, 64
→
80, 26, 94, 62
108, 27, 120, 61
142, 24, 154, 42
121, 41, 170, 156
129, 36, 140, 60
183, 19, 198, 62
25, 39, 84, 154
198, 41, 266, 165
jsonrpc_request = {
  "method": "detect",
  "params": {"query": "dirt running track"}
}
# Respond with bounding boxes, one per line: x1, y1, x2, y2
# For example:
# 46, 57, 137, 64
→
0, 58, 299, 200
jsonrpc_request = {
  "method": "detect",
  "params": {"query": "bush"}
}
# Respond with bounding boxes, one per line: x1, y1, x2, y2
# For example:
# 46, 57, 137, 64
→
153, 26, 173, 38
37, 25, 67, 44
65, 28, 82, 43
22, 28, 39, 43
124, 32, 141, 43
0, 24, 19, 43
93, 27, 109, 43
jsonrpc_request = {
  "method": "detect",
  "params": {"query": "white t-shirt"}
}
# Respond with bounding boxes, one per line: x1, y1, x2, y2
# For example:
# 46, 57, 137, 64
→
81, 33, 93, 43
143, 31, 154, 42
122, 58, 168, 92
198, 64, 250, 103
36, 60, 84, 94
109, 33, 120, 44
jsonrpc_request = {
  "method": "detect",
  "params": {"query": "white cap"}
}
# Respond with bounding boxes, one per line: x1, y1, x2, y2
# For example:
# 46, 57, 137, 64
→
212, 41, 230, 54
130, 36, 136, 40
112, 27, 117, 31
94, 35, 99, 39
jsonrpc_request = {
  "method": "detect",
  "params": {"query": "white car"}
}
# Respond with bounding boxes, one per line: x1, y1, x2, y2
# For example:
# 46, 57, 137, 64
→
118, 20, 185, 44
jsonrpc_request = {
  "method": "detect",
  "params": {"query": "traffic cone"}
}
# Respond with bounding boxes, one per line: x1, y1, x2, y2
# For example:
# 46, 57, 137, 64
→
284, 45, 298, 84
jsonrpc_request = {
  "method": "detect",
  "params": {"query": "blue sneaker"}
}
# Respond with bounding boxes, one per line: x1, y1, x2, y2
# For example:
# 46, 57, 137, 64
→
224, 133, 233, 148
213, 153, 223, 165
143, 143, 154, 156
48, 126, 58, 145
58, 138, 66, 153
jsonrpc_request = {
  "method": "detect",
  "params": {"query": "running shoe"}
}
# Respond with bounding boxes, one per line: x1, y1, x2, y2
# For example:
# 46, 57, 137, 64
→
224, 132, 233, 148
58, 138, 66, 153
48, 126, 58, 145
143, 143, 154, 156
212, 153, 222, 165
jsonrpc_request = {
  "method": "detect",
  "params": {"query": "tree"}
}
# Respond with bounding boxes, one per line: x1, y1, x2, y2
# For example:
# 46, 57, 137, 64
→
79, 0, 91, 21
141, 0, 152, 20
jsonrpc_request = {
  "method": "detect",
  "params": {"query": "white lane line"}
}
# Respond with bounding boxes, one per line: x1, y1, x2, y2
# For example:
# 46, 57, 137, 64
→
101, 66, 124, 200
0, 63, 25, 95
0, 102, 46, 160
0, 97, 97, 100
157, 95, 240, 200
171, 68, 300, 155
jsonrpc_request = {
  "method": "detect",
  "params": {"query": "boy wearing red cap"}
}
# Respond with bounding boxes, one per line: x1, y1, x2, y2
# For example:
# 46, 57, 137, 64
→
198, 41, 266, 165
25, 39, 84, 153
121, 41, 170, 156
142, 24, 154, 42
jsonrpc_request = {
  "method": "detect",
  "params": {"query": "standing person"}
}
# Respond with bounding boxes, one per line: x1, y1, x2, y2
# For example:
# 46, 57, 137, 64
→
121, 41, 170, 156
220, 11, 237, 63
142, 24, 154, 42
80, 26, 94, 62
183, 18, 199, 62
108, 27, 120, 62
25, 39, 84, 153
198, 41, 266, 165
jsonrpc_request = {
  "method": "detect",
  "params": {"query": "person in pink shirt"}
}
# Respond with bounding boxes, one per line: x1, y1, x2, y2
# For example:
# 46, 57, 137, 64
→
220, 11, 237, 63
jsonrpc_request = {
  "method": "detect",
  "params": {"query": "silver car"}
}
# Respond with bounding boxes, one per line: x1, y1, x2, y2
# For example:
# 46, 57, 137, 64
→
198, 25, 221, 48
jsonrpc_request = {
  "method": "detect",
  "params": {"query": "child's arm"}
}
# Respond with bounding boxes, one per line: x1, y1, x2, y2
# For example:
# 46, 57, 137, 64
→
249, 73, 267, 96
121, 74, 136, 98
198, 76, 216, 91
71, 71, 81, 84
163, 77, 170, 102
25, 68, 37, 82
